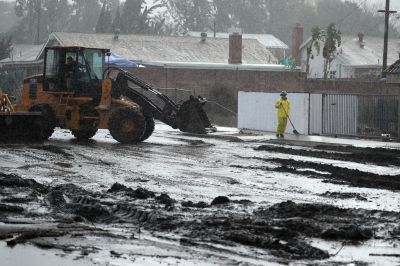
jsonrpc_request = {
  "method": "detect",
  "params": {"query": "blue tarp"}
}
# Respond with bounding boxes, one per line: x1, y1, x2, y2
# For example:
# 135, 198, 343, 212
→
106, 52, 139, 67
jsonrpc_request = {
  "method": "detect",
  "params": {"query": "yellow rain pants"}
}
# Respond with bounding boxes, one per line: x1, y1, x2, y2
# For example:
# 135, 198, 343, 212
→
274, 98, 291, 134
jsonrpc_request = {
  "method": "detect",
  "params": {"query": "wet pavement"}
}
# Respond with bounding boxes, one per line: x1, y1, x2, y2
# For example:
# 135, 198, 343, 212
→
0, 124, 400, 265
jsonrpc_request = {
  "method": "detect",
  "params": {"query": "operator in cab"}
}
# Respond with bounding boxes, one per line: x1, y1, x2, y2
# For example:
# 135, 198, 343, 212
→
64, 56, 77, 89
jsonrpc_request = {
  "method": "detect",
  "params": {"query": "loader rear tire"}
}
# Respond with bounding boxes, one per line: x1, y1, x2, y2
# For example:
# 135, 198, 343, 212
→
109, 107, 146, 144
139, 115, 155, 142
29, 104, 56, 140
71, 129, 97, 140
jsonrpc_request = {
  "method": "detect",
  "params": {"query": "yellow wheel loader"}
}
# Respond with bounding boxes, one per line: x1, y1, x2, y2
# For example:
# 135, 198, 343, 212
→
1, 46, 215, 143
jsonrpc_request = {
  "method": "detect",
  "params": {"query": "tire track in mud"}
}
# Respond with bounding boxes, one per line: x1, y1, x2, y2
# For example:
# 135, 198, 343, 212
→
233, 156, 400, 191
235, 143, 400, 191
255, 144, 400, 166
1, 173, 400, 263
250, 157, 400, 191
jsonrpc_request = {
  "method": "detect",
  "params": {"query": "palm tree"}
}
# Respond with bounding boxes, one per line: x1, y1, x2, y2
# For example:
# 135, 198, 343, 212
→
306, 23, 341, 79
305, 26, 323, 76
322, 23, 341, 79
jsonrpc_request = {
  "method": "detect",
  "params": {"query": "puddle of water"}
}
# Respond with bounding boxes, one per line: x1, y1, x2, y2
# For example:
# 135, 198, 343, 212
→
311, 239, 400, 265
0, 242, 88, 266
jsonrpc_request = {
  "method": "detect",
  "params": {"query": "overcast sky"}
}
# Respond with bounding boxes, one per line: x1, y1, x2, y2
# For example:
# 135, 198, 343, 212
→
355, 0, 400, 10
2, 0, 400, 12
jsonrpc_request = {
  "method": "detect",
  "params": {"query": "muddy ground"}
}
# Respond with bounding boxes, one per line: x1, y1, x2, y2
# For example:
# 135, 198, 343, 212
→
0, 125, 400, 265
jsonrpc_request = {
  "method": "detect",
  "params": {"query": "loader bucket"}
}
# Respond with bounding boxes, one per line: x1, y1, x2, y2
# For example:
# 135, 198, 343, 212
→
176, 96, 216, 134
0, 112, 45, 142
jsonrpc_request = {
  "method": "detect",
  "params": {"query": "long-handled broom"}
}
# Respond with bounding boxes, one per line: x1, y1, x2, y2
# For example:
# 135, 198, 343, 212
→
281, 104, 300, 135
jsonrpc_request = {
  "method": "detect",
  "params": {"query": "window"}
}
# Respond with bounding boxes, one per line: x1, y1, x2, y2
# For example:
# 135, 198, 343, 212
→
45, 49, 60, 79
83, 49, 104, 80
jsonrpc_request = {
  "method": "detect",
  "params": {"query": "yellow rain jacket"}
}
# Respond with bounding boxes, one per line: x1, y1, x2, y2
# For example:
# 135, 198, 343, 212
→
274, 98, 291, 134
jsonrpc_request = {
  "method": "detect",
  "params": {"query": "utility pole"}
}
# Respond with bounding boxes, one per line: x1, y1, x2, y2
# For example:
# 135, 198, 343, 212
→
378, 0, 397, 78
34, 0, 42, 45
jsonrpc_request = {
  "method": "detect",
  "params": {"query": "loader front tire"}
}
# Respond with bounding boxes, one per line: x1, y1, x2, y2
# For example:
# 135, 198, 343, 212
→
109, 107, 146, 144
71, 129, 97, 140
29, 104, 56, 140
139, 115, 155, 142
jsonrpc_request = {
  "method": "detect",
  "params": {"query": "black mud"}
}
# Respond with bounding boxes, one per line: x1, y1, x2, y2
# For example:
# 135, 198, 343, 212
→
233, 155, 400, 191
255, 144, 400, 166
32, 145, 74, 158
320, 191, 368, 201
1, 173, 399, 262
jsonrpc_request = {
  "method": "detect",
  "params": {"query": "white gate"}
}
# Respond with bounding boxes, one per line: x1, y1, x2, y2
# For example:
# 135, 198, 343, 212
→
322, 94, 358, 136
238, 92, 309, 134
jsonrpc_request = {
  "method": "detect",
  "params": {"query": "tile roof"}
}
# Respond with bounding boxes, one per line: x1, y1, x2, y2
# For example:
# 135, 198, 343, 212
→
385, 59, 400, 74
0, 44, 43, 64
188, 31, 289, 49
337, 35, 400, 66
47, 32, 278, 65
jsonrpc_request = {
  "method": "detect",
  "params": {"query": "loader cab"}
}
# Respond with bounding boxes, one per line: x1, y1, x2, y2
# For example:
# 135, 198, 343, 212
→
43, 46, 108, 98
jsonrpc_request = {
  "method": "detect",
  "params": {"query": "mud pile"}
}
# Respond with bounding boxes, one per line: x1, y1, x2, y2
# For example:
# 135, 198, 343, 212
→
1, 173, 399, 262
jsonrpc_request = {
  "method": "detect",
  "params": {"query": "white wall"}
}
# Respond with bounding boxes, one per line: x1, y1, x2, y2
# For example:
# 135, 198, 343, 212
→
238, 92, 310, 134
309, 94, 322, 134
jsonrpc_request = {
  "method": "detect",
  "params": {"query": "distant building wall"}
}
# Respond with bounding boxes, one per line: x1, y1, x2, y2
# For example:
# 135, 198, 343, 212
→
353, 67, 382, 79
129, 67, 400, 98
128, 68, 400, 126
129, 68, 306, 96
387, 74, 400, 84
305, 79, 400, 95
128, 68, 306, 126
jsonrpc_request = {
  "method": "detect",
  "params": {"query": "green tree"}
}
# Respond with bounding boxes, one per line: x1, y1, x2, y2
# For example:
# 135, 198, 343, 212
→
13, 0, 72, 43
158, 0, 213, 33
15, 0, 43, 44
154, 0, 398, 44
306, 23, 341, 79
322, 23, 341, 79
305, 26, 323, 76
213, 0, 268, 33
96, 1, 112, 33
69, 0, 102, 33
121, 0, 163, 34
112, 0, 122, 32
44, 0, 71, 34
0, 1, 17, 33
0, 33, 12, 61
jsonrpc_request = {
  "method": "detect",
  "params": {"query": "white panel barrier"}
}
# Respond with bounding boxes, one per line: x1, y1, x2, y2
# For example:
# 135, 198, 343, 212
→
238, 92, 311, 135
309, 94, 323, 135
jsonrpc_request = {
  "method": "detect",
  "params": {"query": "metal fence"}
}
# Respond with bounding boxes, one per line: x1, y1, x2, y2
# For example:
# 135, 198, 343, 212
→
322, 94, 358, 136
311, 94, 400, 138
357, 95, 399, 137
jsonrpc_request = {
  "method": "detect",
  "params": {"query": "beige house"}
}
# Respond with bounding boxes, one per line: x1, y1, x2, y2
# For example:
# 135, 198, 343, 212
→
300, 34, 400, 79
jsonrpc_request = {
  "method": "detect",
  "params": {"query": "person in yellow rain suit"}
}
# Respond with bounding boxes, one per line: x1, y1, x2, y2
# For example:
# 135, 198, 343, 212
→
274, 91, 290, 138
